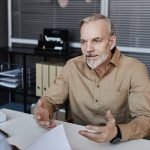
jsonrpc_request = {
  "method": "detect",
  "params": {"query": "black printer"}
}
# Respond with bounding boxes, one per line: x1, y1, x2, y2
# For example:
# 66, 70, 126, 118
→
35, 28, 70, 57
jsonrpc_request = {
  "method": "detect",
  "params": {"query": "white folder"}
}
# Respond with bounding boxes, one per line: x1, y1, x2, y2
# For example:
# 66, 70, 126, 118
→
36, 63, 43, 96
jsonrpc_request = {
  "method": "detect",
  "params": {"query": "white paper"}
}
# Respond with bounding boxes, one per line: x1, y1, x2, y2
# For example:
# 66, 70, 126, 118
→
0, 81, 19, 88
0, 110, 6, 123
26, 122, 150, 150
0, 69, 22, 77
26, 124, 71, 150
0, 77, 21, 83
0, 134, 11, 150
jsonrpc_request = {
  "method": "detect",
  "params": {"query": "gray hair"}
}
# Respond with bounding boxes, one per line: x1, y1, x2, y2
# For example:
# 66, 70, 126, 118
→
80, 13, 115, 36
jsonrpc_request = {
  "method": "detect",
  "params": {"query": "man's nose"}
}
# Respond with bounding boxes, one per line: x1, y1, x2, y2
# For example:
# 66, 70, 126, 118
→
86, 42, 94, 52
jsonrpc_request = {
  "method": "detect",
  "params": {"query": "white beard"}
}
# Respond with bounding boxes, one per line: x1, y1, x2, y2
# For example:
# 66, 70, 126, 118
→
87, 54, 108, 69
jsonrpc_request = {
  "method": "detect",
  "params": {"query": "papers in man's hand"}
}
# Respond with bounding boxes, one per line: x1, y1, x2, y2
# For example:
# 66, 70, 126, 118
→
26, 124, 71, 150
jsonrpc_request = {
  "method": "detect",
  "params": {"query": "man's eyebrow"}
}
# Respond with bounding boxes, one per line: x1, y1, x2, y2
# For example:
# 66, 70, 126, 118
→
91, 37, 103, 42
80, 39, 86, 41
93, 37, 102, 40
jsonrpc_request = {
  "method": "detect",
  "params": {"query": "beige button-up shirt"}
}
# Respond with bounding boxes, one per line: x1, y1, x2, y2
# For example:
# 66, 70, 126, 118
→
42, 48, 150, 141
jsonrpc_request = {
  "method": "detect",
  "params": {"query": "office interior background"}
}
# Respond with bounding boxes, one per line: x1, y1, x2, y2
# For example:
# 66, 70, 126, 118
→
0, 0, 150, 115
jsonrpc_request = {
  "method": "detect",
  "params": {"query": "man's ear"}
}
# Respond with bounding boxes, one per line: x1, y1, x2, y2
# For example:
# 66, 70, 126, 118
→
110, 35, 116, 50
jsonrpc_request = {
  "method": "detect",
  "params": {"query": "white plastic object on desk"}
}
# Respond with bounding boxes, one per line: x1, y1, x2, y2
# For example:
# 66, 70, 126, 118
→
0, 110, 6, 123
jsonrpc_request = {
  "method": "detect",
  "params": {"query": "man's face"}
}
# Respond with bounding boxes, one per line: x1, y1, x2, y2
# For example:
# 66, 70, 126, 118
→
80, 20, 116, 69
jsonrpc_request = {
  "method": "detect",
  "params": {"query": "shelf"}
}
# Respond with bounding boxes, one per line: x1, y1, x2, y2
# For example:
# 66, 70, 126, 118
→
0, 46, 81, 113
0, 46, 35, 55
0, 46, 81, 58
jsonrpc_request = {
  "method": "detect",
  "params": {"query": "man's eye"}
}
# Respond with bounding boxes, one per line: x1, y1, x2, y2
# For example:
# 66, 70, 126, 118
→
94, 39, 101, 43
80, 41, 86, 45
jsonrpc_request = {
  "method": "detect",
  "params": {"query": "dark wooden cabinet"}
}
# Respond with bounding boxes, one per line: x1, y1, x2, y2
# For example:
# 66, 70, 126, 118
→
0, 46, 80, 113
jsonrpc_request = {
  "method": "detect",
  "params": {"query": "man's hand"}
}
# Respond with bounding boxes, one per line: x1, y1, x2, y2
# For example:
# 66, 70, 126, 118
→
34, 99, 56, 129
79, 110, 117, 143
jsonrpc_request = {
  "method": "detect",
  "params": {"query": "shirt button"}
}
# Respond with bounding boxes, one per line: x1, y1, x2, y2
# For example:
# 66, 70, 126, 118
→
94, 112, 99, 117
95, 99, 98, 102
97, 85, 100, 88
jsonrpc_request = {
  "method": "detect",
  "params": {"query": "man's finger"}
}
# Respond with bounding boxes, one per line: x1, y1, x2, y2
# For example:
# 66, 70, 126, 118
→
106, 110, 115, 125
79, 130, 108, 142
39, 120, 56, 128
85, 125, 104, 134
40, 108, 50, 121
48, 120, 57, 129
34, 100, 44, 115
33, 114, 42, 121
38, 99, 44, 107
39, 121, 51, 126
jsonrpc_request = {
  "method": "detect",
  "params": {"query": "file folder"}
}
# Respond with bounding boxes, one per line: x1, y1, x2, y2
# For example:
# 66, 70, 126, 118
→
42, 63, 49, 95
36, 63, 43, 96
49, 63, 57, 87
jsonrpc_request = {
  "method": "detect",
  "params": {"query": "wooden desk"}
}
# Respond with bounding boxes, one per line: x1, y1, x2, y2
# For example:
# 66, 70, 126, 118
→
0, 109, 150, 150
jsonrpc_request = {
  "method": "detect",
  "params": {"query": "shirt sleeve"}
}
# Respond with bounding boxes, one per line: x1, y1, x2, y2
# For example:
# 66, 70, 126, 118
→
119, 63, 150, 141
41, 60, 70, 112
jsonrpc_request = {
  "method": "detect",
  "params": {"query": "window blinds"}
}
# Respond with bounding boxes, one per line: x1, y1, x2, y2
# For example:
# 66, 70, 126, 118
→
12, 0, 101, 42
109, 0, 150, 49
109, 0, 150, 76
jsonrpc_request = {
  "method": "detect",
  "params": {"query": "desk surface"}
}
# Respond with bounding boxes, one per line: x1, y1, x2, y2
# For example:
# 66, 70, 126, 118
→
0, 109, 150, 150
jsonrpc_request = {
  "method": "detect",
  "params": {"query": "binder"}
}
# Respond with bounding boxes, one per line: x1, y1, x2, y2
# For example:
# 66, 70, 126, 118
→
36, 63, 43, 96
49, 63, 57, 87
36, 61, 65, 96
42, 63, 49, 95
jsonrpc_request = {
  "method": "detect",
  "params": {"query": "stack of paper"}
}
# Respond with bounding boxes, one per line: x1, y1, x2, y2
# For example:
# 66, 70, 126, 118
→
0, 68, 22, 88
0, 66, 35, 89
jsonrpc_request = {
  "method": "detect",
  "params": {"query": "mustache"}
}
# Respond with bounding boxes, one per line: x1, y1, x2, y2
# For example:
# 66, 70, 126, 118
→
85, 52, 98, 57
86, 54, 98, 57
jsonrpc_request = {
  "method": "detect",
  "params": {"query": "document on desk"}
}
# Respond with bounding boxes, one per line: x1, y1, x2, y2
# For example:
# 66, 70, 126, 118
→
26, 124, 71, 150
25, 121, 150, 150
63, 122, 150, 150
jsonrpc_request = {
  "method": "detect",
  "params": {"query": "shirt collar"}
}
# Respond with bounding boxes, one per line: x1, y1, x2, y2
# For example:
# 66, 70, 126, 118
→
110, 47, 121, 67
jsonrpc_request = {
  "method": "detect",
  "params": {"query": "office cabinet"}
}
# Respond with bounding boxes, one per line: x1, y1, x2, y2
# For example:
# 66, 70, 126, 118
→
0, 47, 76, 113
0, 47, 35, 112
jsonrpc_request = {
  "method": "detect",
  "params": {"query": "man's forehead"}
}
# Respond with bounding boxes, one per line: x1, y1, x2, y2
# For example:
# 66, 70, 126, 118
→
81, 19, 107, 27
80, 20, 108, 32
80, 20, 110, 38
